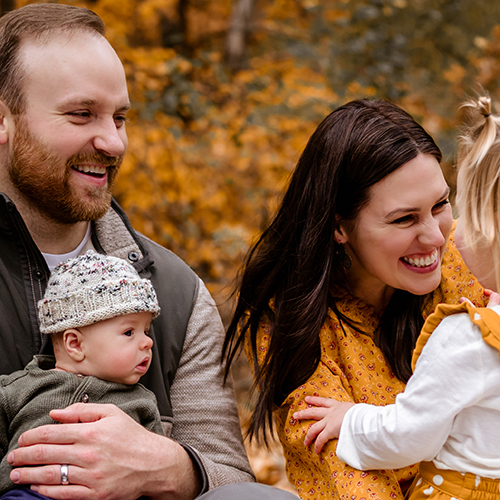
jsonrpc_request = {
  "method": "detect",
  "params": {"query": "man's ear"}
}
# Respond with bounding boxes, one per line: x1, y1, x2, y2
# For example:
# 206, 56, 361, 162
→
63, 328, 85, 362
0, 100, 12, 146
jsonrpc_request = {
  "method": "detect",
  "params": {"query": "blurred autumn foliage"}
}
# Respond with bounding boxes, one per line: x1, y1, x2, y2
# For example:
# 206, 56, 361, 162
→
3, 0, 500, 301
3, 0, 500, 490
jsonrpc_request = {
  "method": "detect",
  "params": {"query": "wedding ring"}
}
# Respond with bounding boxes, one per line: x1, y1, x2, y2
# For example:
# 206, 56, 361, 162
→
61, 464, 69, 485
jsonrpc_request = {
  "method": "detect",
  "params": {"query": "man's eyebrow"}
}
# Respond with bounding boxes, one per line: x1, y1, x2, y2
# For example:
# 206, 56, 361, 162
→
385, 186, 450, 219
117, 103, 131, 112
58, 99, 131, 111
59, 99, 96, 108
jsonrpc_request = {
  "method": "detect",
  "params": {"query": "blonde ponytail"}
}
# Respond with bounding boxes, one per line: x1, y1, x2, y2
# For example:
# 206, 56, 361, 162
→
456, 95, 500, 291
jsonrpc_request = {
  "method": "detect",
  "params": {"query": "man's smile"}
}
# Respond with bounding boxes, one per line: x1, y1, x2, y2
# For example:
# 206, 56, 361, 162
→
72, 164, 106, 177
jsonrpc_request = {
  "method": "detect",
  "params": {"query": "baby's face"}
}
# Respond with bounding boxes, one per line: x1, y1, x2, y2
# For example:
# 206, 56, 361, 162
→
78, 311, 154, 385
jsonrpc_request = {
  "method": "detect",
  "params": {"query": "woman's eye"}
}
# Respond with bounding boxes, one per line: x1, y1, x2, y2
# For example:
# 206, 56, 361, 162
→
392, 215, 414, 225
433, 199, 450, 211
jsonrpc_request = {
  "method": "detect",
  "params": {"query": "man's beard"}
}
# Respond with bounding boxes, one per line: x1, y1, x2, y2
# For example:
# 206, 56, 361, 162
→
8, 118, 122, 224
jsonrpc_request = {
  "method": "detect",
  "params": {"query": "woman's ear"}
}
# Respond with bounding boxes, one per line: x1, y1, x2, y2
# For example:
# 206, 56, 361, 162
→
0, 101, 12, 146
334, 222, 349, 245
63, 328, 85, 362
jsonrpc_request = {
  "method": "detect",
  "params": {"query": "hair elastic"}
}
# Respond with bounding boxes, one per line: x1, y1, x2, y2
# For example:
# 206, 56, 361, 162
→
484, 113, 492, 118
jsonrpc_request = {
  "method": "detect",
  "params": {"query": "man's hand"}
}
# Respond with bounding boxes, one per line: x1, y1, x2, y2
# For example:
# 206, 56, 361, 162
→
8, 403, 202, 500
293, 396, 354, 454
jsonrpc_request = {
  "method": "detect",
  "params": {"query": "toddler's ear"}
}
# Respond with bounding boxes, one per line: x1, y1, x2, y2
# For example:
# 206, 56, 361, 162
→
63, 328, 85, 361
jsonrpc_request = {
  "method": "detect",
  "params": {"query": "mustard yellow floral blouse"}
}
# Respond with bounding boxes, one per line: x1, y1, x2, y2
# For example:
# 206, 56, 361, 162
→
251, 227, 487, 500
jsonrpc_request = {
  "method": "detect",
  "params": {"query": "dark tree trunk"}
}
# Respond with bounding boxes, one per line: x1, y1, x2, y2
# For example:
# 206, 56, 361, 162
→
178, 0, 188, 45
1, 0, 16, 17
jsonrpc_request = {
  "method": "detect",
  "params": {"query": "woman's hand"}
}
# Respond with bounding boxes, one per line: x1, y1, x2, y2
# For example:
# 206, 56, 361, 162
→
293, 396, 354, 454
7, 403, 202, 500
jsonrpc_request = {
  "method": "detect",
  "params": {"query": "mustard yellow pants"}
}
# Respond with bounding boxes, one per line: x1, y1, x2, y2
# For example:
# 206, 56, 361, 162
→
406, 462, 500, 500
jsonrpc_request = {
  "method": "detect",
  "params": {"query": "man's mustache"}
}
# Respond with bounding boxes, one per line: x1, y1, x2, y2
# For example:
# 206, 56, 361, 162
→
66, 152, 123, 169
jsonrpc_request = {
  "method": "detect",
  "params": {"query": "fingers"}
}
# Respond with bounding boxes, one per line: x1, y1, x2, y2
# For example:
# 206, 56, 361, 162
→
293, 396, 345, 420
486, 290, 500, 307
18, 403, 121, 449
293, 407, 329, 421
303, 420, 325, 447
8, 442, 92, 468
10, 463, 95, 500
294, 398, 350, 421
16, 425, 76, 449
304, 395, 337, 407
11, 464, 83, 486
32, 484, 90, 500
295, 398, 356, 455
314, 430, 330, 455
49, 402, 118, 424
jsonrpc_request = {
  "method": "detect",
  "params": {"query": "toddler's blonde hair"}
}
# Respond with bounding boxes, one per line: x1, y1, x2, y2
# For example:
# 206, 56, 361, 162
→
456, 95, 500, 290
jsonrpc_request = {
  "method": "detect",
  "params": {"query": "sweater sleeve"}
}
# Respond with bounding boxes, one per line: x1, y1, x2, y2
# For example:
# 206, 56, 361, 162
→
169, 279, 255, 489
278, 362, 417, 500
337, 313, 484, 471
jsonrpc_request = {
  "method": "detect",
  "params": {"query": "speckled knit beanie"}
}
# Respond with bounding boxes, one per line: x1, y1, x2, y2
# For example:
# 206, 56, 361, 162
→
38, 250, 160, 334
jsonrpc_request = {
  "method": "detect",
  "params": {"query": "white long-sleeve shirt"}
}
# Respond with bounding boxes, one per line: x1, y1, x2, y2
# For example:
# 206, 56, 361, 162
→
337, 305, 500, 478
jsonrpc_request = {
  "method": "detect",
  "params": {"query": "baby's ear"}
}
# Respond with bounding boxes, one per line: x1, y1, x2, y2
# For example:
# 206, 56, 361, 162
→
63, 329, 85, 361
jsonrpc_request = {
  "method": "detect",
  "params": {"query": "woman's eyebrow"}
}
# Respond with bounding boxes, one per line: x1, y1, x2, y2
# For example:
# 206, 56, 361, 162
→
385, 187, 450, 219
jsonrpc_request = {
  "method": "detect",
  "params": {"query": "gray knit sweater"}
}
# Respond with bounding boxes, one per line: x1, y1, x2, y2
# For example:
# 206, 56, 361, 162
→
0, 355, 163, 494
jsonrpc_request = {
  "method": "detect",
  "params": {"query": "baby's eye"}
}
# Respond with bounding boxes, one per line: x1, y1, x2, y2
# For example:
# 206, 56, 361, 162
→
123, 330, 133, 337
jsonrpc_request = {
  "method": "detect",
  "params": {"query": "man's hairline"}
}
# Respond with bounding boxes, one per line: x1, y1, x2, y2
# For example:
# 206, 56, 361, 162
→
10, 29, 111, 117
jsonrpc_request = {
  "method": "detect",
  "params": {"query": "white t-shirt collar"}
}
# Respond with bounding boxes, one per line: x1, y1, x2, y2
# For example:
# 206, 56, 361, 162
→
42, 223, 92, 272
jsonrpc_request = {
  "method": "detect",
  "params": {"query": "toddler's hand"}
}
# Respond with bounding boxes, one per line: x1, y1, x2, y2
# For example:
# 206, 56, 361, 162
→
293, 396, 354, 454
486, 289, 500, 307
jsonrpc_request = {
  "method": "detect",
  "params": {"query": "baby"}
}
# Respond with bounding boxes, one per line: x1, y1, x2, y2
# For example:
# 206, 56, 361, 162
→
0, 250, 163, 499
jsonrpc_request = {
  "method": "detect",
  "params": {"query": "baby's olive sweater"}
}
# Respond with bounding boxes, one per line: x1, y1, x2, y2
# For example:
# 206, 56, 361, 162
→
0, 355, 163, 494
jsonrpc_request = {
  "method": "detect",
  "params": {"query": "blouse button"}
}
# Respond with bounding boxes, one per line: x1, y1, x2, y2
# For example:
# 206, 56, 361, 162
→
81, 393, 89, 403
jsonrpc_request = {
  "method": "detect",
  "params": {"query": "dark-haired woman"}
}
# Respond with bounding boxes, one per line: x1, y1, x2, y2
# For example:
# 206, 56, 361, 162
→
223, 99, 486, 500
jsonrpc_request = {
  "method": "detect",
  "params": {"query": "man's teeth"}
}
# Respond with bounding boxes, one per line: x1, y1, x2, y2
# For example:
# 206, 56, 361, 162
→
74, 164, 106, 175
402, 251, 438, 268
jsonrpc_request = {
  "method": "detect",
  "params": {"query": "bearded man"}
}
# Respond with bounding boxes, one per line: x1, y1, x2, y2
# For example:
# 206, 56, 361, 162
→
0, 4, 296, 500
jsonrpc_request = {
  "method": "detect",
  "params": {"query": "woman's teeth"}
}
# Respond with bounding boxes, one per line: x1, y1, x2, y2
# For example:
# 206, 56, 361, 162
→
402, 250, 438, 268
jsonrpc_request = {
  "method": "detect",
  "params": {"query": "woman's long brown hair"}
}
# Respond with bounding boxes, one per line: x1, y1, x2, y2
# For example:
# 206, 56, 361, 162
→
223, 99, 442, 442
